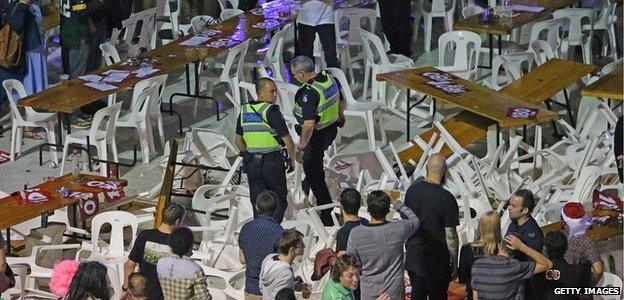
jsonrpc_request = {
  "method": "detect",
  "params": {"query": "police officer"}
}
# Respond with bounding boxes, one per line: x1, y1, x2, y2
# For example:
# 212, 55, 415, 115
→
290, 56, 345, 226
235, 78, 295, 223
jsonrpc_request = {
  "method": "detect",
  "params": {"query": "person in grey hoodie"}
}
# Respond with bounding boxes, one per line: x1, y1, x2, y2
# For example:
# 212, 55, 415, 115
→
259, 229, 305, 300
347, 190, 421, 300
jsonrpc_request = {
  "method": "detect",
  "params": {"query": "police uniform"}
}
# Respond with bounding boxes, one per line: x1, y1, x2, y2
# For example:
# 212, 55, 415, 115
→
237, 100, 290, 223
294, 70, 341, 225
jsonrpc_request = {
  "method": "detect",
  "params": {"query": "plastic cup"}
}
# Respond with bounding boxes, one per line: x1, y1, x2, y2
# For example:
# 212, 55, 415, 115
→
60, 74, 69, 85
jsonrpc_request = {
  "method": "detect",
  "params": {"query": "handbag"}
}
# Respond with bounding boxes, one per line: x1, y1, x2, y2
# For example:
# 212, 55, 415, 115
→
0, 2, 22, 69
0, 265, 16, 292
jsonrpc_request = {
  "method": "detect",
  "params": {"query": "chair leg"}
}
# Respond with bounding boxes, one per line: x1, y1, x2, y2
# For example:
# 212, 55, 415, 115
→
362, 66, 370, 102
365, 112, 376, 151
156, 114, 165, 149
10, 124, 18, 161
424, 16, 433, 52
146, 122, 156, 153
59, 140, 71, 175
377, 110, 387, 145
608, 26, 618, 60
15, 127, 23, 157
137, 125, 150, 164
46, 127, 58, 165
582, 41, 592, 65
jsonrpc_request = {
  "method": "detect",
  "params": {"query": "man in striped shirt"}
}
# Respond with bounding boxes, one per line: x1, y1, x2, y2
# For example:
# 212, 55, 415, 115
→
471, 234, 552, 299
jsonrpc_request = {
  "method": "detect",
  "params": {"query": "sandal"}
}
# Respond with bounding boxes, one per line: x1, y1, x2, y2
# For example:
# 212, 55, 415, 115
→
23, 131, 43, 140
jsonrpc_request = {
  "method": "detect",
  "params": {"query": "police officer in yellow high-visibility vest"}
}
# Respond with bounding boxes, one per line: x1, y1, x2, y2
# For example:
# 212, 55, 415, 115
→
290, 56, 346, 226
235, 78, 295, 223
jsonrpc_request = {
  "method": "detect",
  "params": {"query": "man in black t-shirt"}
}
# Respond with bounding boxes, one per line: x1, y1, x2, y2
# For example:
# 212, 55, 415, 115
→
335, 188, 368, 253
235, 78, 296, 223
404, 153, 459, 300
122, 203, 186, 300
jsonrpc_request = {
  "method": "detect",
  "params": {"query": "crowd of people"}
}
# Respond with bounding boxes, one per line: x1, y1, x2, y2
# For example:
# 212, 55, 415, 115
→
31, 154, 609, 299
0, 0, 619, 299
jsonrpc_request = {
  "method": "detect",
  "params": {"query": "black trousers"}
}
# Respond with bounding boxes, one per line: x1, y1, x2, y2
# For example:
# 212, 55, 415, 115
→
244, 151, 288, 223
408, 272, 449, 300
302, 126, 337, 225
298, 23, 340, 68
378, 0, 413, 57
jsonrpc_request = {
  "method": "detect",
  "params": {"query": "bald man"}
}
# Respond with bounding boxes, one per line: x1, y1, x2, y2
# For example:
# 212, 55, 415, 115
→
235, 78, 296, 223
403, 154, 460, 300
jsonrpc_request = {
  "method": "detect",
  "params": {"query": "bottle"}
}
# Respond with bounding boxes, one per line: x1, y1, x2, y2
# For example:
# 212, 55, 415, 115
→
71, 150, 82, 177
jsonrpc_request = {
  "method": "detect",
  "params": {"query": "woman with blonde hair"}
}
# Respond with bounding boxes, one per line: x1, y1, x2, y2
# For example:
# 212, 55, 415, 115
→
458, 211, 502, 300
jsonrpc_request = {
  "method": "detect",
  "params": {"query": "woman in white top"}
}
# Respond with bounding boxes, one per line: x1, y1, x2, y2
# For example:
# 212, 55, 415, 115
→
297, 0, 339, 68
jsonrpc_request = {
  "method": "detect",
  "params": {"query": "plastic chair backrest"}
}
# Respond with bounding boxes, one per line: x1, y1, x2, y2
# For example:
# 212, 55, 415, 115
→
90, 102, 123, 143
600, 58, 623, 75
334, 8, 376, 46
2, 79, 29, 123
264, 24, 291, 81
222, 39, 249, 80
430, 0, 454, 13
528, 17, 570, 51
500, 52, 534, 81
239, 81, 257, 99
438, 30, 481, 75
90, 211, 138, 257
221, 8, 243, 21
594, 1, 616, 28
359, 28, 390, 66
130, 83, 156, 118
326, 68, 357, 107
273, 80, 299, 122
553, 8, 595, 43
112, 8, 157, 55
462, 5, 483, 19
146, 74, 168, 107
99, 42, 121, 66
530, 40, 557, 65
190, 15, 217, 33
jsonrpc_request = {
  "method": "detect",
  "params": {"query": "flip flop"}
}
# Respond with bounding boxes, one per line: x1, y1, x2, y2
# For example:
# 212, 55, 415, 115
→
23, 131, 43, 140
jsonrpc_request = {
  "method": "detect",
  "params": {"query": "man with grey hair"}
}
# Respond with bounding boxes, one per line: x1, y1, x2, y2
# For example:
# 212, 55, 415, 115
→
123, 202, 186, 300
290, 56, 345, 225
404, 153, 459, 300
235, 77, 295, 223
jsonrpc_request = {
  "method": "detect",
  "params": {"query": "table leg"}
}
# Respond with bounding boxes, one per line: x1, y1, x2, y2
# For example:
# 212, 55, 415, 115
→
432, 98, 437, 128
544, 100, 561, 137
5, 228, 11, 256
489, 34, 494, 69
406, 88, 411, 142
563, 88, 574, 125
57, 112, 64, 146
185, 63, 191, 95
498, 34, 502, 55
294, 22, 299, 56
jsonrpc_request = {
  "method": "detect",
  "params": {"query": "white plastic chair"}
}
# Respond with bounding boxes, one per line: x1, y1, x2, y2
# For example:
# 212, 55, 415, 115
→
2, 79, 58, 163
76, 211, 138, 297
420, 0, 456, 52
115, 81, 156, 164
99, 42, 122, 106
484, 52, 534, 90
462, 4, 483, 19
593, 272, 623, 300
530, 40, 558, 65
59, 102, 123, 176
154, 0, 182, 46
198, 39, 249, 117
111, 8, 157, 57
437, 30, 482, 81
591, 1, 618, 60
359, 28, 413, 104
220, 8, 243, 21
553, 8, 596, 64
334, 8, 376, 83
217, 0, 239, 11
246, 24, 292, 82
328, 67, 386, 151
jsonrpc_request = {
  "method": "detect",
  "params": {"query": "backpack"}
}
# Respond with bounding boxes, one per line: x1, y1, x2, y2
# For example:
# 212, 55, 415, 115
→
0, 1, 22, 69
